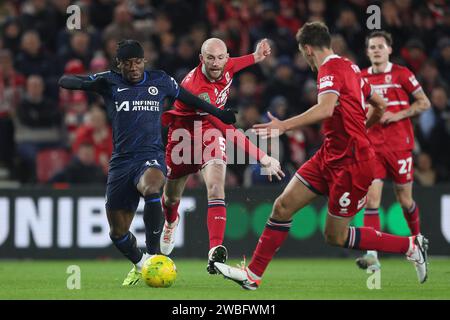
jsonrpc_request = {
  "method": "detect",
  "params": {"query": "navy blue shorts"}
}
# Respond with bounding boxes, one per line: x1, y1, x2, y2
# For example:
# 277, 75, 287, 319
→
106, 152, 166, 212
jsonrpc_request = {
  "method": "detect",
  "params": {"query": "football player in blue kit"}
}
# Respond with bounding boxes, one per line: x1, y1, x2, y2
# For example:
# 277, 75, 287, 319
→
59, 40, 236, 285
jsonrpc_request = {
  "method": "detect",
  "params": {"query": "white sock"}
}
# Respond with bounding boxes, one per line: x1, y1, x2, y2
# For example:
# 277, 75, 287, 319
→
367, 250, 378, 259
136, 253, 152, 271
406, 236, 415, 256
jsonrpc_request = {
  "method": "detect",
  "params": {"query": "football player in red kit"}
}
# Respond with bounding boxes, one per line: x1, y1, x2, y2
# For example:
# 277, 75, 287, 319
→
214, 22, 429, 290
160, 38, 283, 273
356, 31, 431, 272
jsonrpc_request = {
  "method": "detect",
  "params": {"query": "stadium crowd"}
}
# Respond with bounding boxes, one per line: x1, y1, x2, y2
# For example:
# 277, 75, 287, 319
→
0, 0, 449, 187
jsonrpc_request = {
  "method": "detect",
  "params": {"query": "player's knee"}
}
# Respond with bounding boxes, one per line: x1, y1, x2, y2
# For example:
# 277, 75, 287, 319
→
397, 193, 413, 209
141, 185, 161, 197
271, 197, 292, 221
207, 183, 224, 200
365, 192, 380, 208
365, 197, 378, 209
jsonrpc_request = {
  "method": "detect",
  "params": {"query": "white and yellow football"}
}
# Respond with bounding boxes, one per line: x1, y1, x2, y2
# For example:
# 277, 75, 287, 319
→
141, 255, 177, 288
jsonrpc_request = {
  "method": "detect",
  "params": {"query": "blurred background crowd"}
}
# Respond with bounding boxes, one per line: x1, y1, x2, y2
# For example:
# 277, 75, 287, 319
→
0, 0, 449, 188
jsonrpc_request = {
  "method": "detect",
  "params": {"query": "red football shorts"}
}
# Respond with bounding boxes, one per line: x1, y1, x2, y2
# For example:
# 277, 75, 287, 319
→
165, 119, 227, 180
372, 148, 414, 185
296, 150, 375, 218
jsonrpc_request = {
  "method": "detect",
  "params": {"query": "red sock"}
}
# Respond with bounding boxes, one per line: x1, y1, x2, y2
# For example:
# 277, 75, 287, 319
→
207, 199, 227, 249
346, 226, 410, 254
403, 202, 420, 235
364, 208, 381, 231
162, 194, 179, 223
248, 218, 291, 277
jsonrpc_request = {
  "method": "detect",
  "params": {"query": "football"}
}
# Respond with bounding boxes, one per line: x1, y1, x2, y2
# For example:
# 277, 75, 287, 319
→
141, 255, 177, 288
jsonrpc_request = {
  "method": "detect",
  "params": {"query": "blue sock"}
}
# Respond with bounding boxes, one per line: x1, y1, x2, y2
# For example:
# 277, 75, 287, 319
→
110, 231, 143, 264
144, 193, 163, 254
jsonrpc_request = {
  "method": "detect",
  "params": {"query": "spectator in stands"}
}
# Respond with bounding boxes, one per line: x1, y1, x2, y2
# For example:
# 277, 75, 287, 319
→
141, 41, 159, 71
418, 60, 448, 97
277, 0, 302, 37
103, 37, 120, 69
189, 23, 208, 52
262, 95, 293, 169
414, 152, 436, 186
419, 86, 449, 140
305, 0, 326, 22
59, 31, 93, 69
15, 30, 55, 79
331, 34, 356, 63
14, 30, 58, 98
262, 96, 288, 124
50, 0, 71, 29
159, 0, 197, 37
401, 38, 427, 73
13, 74, 63, 182
418, 86, 450, 181
56, 3, 101, 58
250, 3, 297, 56
50, 141, 106, 184
130, 2, 155, 42
20, 0, 59, 50
72, 104, 112, 174
89, 55, 109, 75
436, 37, 450, 85
231, 72, 262, 109
58, 59, 90, 141
0, 0, 17, 23
89, 0, 115, 30
333, 7, 364, 59
0, 49, 25, 174
129, 0, 155, 21
381, 0, 406, 51
1, 17, 22, 56
263, 56, 300, 113
103, 4, 141, 45
159, 36, 197, 76
238, 103, 261, 131
292, 51, 314, 88
411, 7, 438, 55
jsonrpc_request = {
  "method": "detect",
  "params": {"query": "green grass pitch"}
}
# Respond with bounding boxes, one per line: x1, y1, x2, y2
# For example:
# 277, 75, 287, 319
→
1, 258, 449, 299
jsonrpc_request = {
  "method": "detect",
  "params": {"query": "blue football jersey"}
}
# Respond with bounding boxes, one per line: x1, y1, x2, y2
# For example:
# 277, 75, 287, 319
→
89, 70, 180, 157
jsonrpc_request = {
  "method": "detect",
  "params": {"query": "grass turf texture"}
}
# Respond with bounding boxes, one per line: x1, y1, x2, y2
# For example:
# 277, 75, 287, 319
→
1, 258, 449, 299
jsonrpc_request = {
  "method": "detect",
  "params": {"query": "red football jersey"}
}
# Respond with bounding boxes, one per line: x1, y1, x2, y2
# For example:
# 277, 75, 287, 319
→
164, 54, 254, 128
317, 54, 374, 165
162, 54, 267, 161
362, 62, 422, 151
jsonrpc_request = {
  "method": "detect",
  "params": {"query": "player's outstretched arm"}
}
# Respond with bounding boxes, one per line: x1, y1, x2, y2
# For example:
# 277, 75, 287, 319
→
366, 92, 387, 128
58, 75, 110, 93
252, 93, 337, 139
177, 87, 236, 124
230, 39, 272, 73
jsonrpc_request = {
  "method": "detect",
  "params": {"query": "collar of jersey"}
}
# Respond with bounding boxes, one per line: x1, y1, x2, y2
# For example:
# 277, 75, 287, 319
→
368, 62, 393, 74
321, 54, 340, 66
